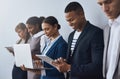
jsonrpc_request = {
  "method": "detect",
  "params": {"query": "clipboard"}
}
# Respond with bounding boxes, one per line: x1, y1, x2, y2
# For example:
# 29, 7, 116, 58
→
36, 55, 54, 67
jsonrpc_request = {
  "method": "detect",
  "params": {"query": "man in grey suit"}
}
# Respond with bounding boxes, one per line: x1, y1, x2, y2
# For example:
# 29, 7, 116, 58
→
97, 0, 120, 79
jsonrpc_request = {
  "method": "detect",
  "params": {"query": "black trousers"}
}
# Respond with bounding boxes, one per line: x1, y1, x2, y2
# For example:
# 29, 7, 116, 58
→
12, 64, 27, 79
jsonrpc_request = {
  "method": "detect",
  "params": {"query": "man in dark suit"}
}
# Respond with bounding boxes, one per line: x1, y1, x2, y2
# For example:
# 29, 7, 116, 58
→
52, 2, 104, 79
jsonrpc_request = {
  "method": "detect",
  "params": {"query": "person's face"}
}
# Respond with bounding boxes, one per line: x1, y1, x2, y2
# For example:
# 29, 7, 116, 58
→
26, 24, 39, 35
97, 0, 120, 20
65, 11, 84, 30
42, 23, 57, 38
16, 29, 27, 39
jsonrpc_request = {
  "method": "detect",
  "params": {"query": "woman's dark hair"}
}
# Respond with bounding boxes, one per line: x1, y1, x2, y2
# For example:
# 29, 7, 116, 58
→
65, 2, 84, 13
43, 16, 61, 29
26, 16, 45, 31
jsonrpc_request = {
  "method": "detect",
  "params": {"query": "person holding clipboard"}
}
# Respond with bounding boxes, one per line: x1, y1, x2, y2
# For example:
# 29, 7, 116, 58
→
38, 16, 68, 79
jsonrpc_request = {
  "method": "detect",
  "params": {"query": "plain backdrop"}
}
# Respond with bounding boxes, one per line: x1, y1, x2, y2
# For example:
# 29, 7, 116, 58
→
0, 0, 108, 79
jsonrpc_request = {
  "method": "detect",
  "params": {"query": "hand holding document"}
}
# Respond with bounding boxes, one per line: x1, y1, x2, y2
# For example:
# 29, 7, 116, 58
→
36, 55, 70, 72
13, 44, 52, 70
52, 57, 71, 72
36, 55, 54, 67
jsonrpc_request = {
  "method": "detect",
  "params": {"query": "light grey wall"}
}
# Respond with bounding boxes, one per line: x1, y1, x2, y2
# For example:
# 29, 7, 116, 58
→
0, 0, 108, 79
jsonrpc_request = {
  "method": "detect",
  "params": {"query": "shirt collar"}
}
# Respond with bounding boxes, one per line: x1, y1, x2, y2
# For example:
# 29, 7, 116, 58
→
108, 15, 120, 27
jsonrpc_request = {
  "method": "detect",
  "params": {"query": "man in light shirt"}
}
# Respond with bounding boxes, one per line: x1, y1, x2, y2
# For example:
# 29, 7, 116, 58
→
97, 0, 120, 79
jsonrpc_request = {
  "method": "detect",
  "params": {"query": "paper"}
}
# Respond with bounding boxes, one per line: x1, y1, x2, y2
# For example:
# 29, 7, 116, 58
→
13, 44, 33, 69
36, 55, 54, 67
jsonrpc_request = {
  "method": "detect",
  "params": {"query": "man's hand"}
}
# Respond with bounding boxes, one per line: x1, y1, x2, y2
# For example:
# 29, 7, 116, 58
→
52, 57, 71, 72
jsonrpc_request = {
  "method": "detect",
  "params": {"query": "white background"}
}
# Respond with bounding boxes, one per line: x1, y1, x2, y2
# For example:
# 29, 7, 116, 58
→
0, 0, 108, 79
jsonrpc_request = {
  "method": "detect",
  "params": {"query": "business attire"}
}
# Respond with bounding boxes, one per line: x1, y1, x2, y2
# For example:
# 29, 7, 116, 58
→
103, 15, 120, 79
41, 35, 68, 79
12, 36, 31, 79
12, 65, 27, 79
66, 21, 104, 79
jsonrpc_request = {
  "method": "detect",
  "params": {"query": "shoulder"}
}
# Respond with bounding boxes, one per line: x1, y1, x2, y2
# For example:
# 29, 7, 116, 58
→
89, 22, 103, 31
33, 31, 44, 38
55, 37, 68, 51
16, 39, 22, 44
40, 35, 49, 43
41, 35, 48, 40
56, 36, 67, 46
86, 22, 103, 34
58, 36, 67, 43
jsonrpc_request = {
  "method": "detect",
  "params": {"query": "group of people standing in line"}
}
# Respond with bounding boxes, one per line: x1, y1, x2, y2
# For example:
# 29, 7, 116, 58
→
8, 0, 120, 79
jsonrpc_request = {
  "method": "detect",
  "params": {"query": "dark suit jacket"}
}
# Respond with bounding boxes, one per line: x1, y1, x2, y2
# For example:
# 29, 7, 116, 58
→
43, 36, 68, 79
67, 21, 104, 79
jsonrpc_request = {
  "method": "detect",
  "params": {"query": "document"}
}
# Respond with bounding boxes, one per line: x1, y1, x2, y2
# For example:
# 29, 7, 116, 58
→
36, 55, 54, 67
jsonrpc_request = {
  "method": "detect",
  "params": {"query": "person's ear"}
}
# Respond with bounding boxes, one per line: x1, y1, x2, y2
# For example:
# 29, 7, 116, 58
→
54, 24, 58, 30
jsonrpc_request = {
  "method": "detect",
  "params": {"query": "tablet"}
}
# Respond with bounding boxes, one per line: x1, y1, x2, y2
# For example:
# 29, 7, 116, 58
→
36, 55, 54, 67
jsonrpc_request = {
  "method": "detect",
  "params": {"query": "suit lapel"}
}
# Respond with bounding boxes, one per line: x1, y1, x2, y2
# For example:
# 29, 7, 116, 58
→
113, 35, 120, 78
72, 22, 90, 55
46, 37, 61, 56
103, 25, 111, 77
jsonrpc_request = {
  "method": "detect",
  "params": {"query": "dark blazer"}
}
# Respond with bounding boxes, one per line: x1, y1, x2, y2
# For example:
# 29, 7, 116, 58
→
42, 36, 68, 79
67, 21, 104, 79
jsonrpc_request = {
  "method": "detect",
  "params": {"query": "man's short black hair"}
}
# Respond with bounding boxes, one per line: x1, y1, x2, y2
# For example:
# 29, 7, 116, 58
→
64, 2, 84, 13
